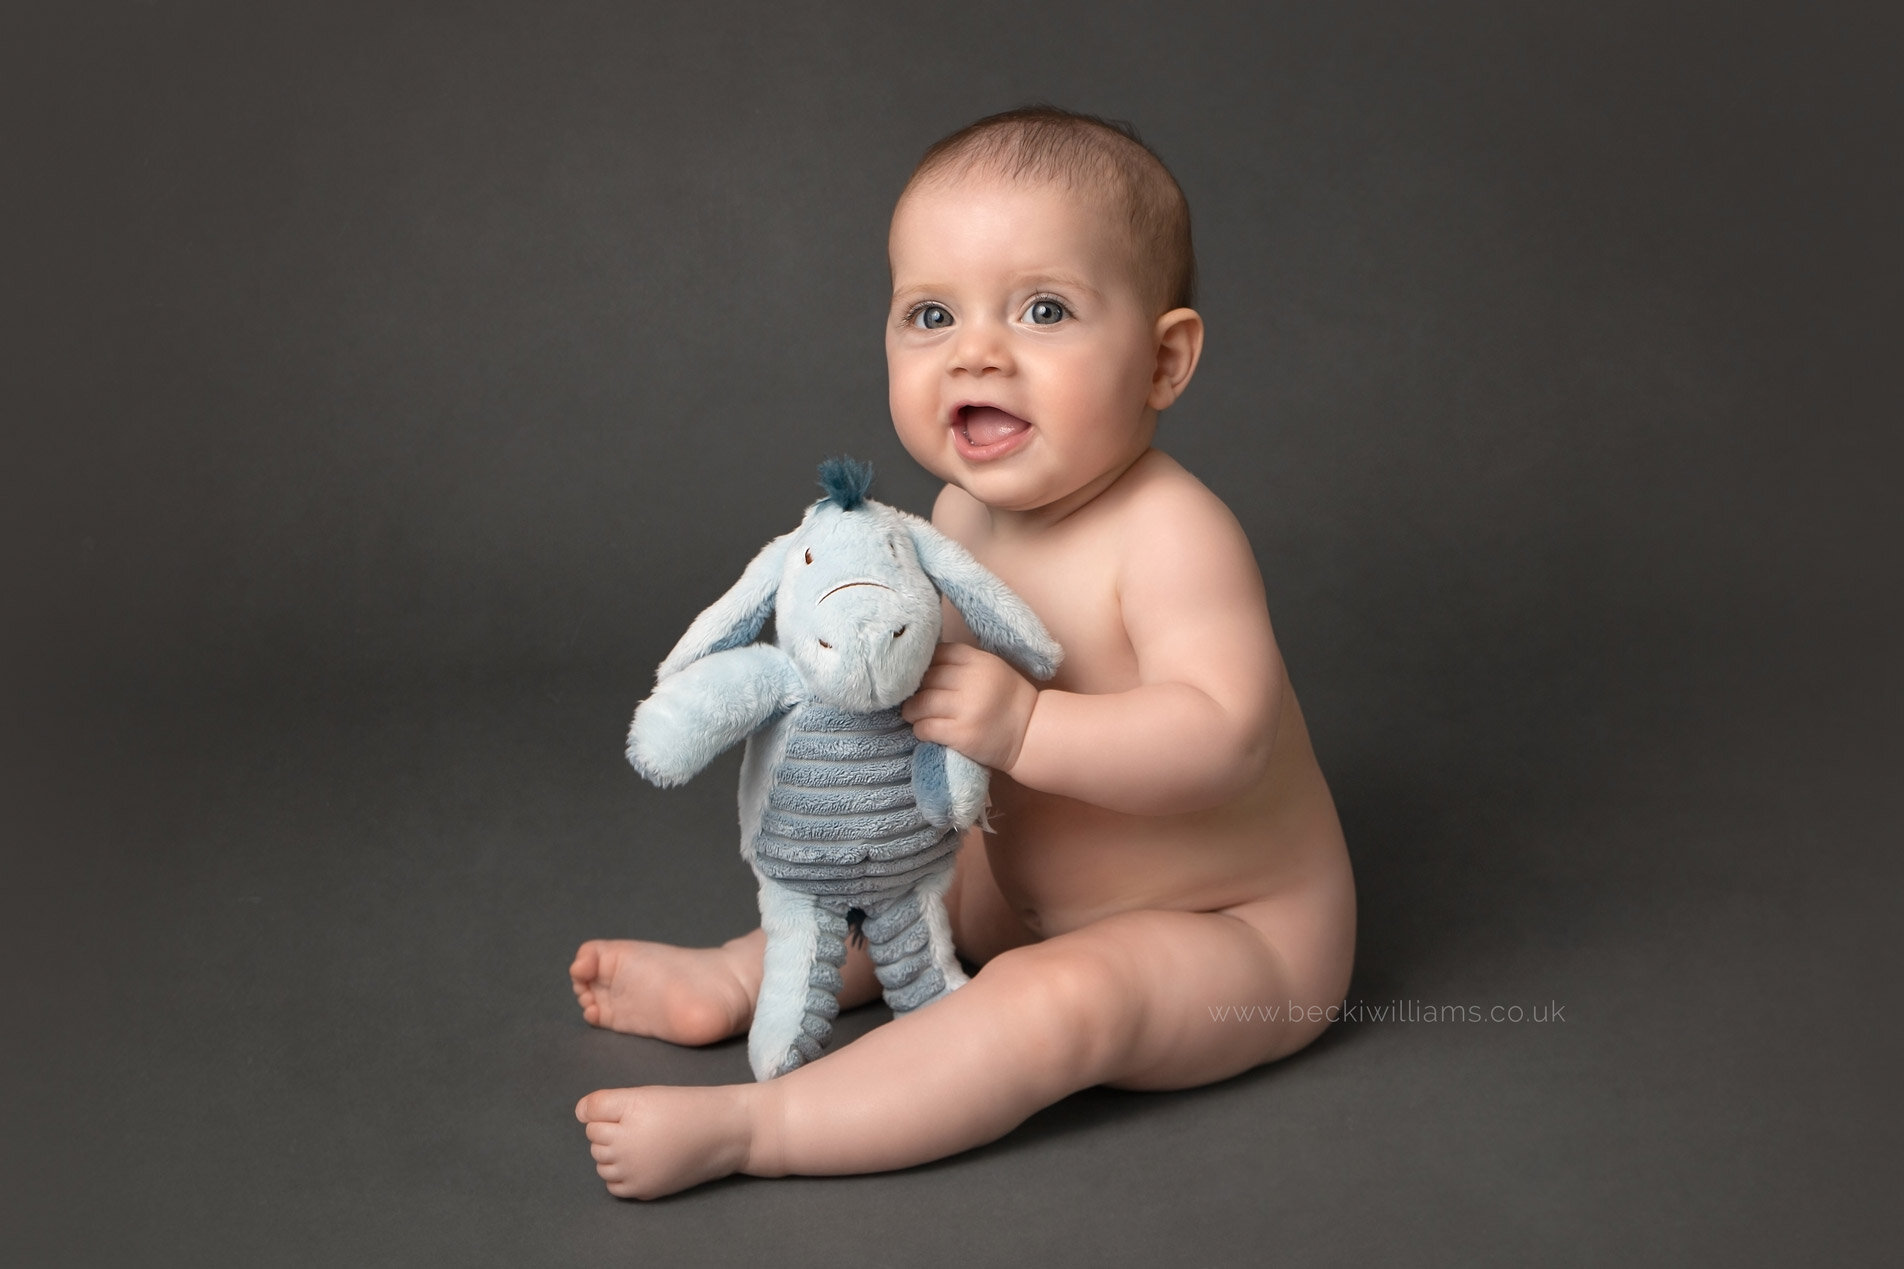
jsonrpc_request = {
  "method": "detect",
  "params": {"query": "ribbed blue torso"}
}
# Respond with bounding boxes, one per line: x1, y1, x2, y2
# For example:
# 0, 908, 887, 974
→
750, 703, 958, 897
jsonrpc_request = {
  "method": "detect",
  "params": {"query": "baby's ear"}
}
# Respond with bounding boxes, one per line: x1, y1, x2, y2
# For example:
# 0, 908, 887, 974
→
901, 515, 1062, 680
656, 532, 793, 680
1149, 307, 1205, 411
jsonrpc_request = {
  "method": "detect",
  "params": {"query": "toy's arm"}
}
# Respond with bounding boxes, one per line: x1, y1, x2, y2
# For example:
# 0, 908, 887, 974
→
627, 645, 803, 788
912, 742, 990, 833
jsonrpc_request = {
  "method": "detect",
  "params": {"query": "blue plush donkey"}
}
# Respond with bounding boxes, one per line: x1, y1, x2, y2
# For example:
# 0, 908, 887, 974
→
627, 459, 1061, 1081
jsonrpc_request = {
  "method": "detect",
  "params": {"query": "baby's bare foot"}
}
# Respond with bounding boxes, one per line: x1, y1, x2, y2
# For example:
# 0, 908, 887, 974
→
569, 939, 754, 1046
576, 1085, 759, 1200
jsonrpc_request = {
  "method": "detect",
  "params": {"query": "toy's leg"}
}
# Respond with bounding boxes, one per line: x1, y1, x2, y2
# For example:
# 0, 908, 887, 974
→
750, 878, 850, 1081
862, 866, 968, 1013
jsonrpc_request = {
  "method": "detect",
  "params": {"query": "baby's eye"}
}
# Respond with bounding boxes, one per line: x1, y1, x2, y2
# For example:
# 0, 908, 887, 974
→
1024, 298, 1068, 325
910, 304, 953, 330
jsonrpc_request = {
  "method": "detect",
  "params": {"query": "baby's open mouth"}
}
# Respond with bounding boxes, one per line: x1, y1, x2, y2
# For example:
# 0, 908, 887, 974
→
955, 405, 1032, 448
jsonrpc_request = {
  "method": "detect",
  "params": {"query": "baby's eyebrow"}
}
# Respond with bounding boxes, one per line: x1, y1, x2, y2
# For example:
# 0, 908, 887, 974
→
1007, 271, 1102, 299
889, 283, 947, 303
888, 274, 1105, 304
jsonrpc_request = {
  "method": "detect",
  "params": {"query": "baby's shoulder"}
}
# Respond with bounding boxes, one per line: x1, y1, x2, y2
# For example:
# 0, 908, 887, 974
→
1112, 450, 1252, 550
1109, 452, 1265, 608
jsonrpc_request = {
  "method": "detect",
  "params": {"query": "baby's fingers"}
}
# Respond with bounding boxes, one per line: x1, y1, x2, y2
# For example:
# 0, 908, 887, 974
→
907, 714, 950, 746
900, 687, 959, 722
913, 662, 968, 692
928, 641, 991, 668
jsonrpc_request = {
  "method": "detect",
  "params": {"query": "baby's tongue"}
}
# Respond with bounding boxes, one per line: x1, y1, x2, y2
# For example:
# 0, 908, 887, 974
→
962, 406, 1030, 446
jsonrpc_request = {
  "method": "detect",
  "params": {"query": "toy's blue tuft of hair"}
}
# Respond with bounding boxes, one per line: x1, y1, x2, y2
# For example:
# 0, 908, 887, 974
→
816, 456, 875, 511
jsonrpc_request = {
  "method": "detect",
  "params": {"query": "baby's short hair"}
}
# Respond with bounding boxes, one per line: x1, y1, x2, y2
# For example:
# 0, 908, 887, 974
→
902, 105, 1197, 315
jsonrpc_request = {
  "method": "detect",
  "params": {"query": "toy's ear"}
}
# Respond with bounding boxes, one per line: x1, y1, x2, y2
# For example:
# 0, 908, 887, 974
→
656, 532, 793, 680
902, 514, 1062, 680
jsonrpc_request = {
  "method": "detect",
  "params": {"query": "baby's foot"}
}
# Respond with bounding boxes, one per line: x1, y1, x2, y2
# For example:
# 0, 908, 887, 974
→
569, 939, 754, 1046
576, 1085, 758, 1200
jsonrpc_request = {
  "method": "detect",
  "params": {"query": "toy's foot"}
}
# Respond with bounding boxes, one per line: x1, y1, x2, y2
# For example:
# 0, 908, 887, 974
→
755, 1038, 814, 1082
576, 1084, 757, 1200
569, 939, 754, 1046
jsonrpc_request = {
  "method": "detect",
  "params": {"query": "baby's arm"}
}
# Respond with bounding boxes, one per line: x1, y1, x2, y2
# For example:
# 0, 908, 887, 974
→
904, 485, 1281, 816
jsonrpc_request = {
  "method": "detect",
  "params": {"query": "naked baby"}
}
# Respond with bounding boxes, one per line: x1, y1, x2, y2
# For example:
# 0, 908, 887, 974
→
572, 105, 1357, 1199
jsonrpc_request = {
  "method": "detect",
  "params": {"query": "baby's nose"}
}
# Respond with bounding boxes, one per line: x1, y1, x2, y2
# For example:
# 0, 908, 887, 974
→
949, 317, 1013, 374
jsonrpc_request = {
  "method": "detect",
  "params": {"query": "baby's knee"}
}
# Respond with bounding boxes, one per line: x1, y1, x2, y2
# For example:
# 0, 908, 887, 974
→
975, 942, 1146, 1073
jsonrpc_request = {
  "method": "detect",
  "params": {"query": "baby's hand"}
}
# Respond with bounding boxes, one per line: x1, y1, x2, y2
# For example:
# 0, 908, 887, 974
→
901, 642, 1039, 772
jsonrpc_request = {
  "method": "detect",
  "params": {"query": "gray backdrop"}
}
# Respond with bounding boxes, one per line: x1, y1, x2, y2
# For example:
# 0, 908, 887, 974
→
5, 2, 1898, 1265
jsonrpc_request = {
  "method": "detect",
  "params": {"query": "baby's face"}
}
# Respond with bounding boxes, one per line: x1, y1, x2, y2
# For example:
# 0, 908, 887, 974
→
886, 173, 1164, 515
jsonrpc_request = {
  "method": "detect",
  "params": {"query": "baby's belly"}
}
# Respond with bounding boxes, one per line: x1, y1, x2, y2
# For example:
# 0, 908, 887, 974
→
981, 759, 1348, 936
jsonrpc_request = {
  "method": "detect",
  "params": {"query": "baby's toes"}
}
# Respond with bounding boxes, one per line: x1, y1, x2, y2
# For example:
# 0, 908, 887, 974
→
577, 1089, 634, 1124
591, 1144, 624, 1184
585, 1120, 629, 1189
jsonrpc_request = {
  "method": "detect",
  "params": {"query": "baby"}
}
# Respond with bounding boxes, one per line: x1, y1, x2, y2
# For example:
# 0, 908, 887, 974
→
572, 106, 1356, 1199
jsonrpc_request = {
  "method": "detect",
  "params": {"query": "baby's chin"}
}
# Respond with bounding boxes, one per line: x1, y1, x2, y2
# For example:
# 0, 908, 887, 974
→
948, 460, 1080, 514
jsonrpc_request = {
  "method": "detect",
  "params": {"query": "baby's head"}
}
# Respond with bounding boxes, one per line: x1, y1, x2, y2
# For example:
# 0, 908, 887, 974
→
904, 106, 1197, 318
886, 107, 1204, 515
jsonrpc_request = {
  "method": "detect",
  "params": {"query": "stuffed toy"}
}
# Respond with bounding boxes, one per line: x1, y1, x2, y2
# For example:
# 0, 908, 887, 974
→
626, 458, 1061, 1080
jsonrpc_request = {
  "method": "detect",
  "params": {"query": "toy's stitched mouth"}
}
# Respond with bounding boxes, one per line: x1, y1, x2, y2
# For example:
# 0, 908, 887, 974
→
819, 581, 894, 603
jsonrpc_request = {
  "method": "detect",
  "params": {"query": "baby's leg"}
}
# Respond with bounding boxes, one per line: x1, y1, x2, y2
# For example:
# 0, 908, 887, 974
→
577, 879, 1353, 1198
570, 926, 881, 1046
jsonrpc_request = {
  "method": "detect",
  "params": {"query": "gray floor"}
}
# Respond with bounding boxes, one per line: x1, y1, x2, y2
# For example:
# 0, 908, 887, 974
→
6, 3, 1899, 1264
7, 639, 1895, 1265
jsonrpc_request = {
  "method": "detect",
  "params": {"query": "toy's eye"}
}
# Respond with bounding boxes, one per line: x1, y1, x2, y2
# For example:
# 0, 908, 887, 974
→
817, 639, 832, 649
1025, 297, 1068, 325
893, 627, 906, 639
912, 304, 953, 330
804, 549, 813, 565
888, 540, 897, 557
